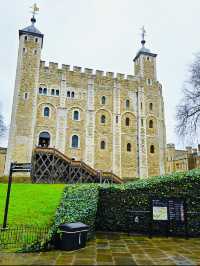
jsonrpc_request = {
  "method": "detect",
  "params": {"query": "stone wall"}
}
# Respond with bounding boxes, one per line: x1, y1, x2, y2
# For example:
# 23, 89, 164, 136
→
0, 148, 7, 176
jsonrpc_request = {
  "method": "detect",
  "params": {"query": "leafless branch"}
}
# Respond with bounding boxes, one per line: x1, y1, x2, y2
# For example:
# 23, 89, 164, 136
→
176, 53, 200, 140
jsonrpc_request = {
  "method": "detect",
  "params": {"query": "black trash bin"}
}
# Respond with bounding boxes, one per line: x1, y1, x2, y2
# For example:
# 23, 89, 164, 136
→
56, 222, 89, 251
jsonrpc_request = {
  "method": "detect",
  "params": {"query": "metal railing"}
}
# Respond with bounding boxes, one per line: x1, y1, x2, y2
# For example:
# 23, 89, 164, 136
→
0, 225, 50, 250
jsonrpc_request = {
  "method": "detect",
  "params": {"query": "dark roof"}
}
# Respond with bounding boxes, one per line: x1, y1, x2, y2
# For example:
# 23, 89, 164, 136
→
19, 24, 44, 39
133, 49, 157, 62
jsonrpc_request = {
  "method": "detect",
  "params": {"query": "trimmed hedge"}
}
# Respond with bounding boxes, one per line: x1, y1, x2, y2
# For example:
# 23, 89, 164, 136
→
96, 169, 200, 236
50, 184, 99, 238
21, 184, 99, 252
22, 169, 200, 252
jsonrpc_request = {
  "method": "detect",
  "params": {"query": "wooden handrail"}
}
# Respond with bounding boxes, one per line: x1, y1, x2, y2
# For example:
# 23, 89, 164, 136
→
33, 146, 123, 184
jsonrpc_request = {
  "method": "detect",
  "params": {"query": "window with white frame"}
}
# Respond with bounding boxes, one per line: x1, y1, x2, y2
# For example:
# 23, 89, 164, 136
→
127, 143, 131, 152
44, 107, 50, 117
149, 102, 153, 111
101, 115, 106, 124
126, 99, 130, 109
43, 88, 47, 95
73, 110, 80, 121
39, 87, 43, 94
51, 89, 55, 96
101, 96, 106, 105
100, 140, 106, 150
71, 135, 79, 148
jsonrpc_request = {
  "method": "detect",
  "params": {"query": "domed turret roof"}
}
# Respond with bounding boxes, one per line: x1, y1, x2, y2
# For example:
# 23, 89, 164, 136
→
19, 17, 43, 39
21, 24, 42, 35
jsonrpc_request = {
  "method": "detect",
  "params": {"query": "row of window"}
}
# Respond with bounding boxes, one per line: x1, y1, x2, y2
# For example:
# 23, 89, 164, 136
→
43, 107, 155, 128
135, 56, 152, 65
38, 131, 156, 153
23, 47, 38, 55
103, 97, 155, 111
38, 87, 76, 98
38, 88, 155, 112
39, 87, 60, 96
43, 107, 80, 120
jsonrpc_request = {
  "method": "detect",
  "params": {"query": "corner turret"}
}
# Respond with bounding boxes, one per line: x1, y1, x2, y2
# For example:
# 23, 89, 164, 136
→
4, 4, 43, 175
133, 27, 157, 80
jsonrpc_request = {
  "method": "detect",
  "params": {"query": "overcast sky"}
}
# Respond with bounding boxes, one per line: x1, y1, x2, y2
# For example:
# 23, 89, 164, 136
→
0, 0, 200, 148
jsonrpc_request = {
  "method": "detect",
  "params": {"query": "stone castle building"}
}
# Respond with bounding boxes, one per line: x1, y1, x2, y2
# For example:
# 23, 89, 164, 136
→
166, 144, 200, 173
4, 13, 166, 179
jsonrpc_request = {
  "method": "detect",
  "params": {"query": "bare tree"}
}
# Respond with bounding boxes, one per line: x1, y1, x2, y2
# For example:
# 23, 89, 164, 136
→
0, 113, 6, 137
176, 54, 200, 139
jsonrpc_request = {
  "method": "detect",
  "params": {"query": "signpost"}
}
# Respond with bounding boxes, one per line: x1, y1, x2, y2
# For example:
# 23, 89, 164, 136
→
2, 162, 31, 229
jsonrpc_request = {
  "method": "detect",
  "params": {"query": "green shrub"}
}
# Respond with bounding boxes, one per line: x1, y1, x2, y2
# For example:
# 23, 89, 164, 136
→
51, 184, 99, 237
23, 169, 200, 252
96, 169, 200, 236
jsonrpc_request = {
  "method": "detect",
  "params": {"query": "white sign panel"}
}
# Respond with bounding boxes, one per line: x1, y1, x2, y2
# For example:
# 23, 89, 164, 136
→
153, 206, 168, 221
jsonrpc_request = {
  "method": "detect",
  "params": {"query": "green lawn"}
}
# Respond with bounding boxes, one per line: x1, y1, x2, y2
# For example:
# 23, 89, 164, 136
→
0, 184, 65, 227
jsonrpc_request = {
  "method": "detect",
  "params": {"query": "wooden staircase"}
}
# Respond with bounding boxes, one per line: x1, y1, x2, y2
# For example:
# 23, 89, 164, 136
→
31, 147, 123, 184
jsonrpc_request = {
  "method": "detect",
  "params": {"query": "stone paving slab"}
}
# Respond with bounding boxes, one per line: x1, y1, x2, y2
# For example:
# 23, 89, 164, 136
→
1, 232, 200, 265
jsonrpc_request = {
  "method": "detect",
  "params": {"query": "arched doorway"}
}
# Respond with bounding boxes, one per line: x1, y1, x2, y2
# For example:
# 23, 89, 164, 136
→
38, 132, 50, 147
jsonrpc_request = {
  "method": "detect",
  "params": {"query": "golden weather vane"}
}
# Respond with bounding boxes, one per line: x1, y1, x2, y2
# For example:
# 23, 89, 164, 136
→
30, 3, 39, 18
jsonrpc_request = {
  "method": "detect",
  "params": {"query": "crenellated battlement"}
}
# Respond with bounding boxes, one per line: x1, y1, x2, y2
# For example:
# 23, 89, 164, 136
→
39, 60, 137, 81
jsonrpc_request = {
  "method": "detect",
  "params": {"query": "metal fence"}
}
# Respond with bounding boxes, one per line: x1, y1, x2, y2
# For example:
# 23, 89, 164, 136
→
0, 225, 50, 250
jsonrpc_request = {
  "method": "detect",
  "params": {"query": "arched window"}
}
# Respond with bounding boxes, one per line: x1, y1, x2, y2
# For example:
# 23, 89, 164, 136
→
44, 107, 50, 117
72, 135, 79, 148
126, 117, 130, 126
149, 120, 153, 128
116, 116, 118, 123
39, 87, 43, 94
71, 91, 75, 98
150, 145, 155, 153
149, 103, 153, 111
73, 110, 79, 121
126, 99, 130, 109
38, 132, 50, 147
100, 140, 106, 150
67, 91, 70, 97
43, 88, 47, 95
127, 143, 131, 152
101, 115, 106, 124
101, 96, 106, 105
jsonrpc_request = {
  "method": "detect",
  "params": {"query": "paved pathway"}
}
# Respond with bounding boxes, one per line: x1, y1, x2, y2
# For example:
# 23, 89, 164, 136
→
1, 232, 200, 265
